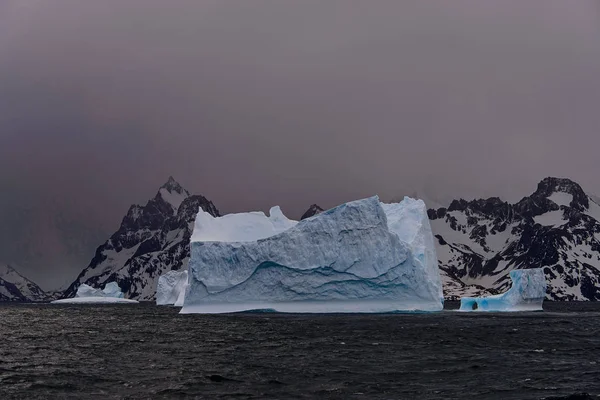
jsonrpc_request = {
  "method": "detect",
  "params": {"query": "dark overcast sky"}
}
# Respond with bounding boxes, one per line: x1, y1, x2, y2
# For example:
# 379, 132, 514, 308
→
1, 0, 600, 225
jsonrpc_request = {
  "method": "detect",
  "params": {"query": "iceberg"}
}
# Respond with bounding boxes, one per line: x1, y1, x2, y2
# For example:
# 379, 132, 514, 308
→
51, 297, 138, 304
100, 282, 125, 298
156, 269, 189, 306
459, 268, 547, 312
52, 282, 137, 304
181, 196, 443, 314
191, 205, 297, 242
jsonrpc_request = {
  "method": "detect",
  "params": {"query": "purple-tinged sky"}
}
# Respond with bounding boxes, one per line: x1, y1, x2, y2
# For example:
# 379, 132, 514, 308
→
1, 1, 599, 286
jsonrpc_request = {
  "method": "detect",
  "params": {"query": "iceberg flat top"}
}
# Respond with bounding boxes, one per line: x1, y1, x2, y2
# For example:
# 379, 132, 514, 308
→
191, 206, 297, 243
51, 297, 138, 304
182, 196, 443, 313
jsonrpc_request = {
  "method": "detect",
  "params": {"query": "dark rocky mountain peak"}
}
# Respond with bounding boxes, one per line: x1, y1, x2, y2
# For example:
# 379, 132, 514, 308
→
62, 180, 220, 300
429, 177, 600, 301
116, 177, 195, 236
301, 204, 324, 220
532, 177, 589, 211
154, 177, 190, 213
160, 176, 187, 195
514, 177, 589, 217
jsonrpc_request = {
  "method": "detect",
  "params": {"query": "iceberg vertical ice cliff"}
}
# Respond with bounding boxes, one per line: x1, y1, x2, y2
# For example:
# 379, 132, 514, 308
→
459, 268, 547, 312
156, 270, 189, 306
181, 196, 443, 313
191, 206, 297, 242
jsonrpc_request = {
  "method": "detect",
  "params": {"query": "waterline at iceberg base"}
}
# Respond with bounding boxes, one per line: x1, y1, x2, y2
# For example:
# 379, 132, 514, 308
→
181, 196, 443, 314
52, 282, 138, 304
459, 268, 547, 312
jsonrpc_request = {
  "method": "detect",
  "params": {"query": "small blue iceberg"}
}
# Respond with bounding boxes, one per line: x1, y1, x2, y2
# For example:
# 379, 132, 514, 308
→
459, 268, 547, 312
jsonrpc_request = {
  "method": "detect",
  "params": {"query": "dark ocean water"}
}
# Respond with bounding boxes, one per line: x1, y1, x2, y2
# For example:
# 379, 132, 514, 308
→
0, 302, 599, 400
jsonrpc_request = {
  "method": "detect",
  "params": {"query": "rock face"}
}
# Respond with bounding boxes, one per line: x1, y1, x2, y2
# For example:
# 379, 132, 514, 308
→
459, 268, 547, 312
300, 204, 324, 220
156, 270, 188, 306
62, 177, 220, 300
0, 264, 47, 302
429, 177, 600, 301
182, 196, 443, 313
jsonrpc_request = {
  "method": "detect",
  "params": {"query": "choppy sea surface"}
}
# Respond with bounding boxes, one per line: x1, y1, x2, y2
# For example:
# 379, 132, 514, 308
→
0, 302, 599, 400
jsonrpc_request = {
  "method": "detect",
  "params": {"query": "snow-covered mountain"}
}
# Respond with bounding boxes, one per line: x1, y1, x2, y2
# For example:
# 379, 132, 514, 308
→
300, 204, 324, 220
429, 177, 600, 301
0, 263, 47, 302
62, 177, 220, 301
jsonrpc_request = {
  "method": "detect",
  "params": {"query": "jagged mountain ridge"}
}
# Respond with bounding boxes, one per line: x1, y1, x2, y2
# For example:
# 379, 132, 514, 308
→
62, 177, 220, 300
429, 177, 600, 301
0, 264, 48, 302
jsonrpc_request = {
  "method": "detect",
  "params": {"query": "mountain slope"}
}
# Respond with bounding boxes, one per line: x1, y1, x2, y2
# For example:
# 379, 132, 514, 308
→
62, 177, 220, 300
429, 177, 600, 300
0, 264, 47, 302
63, 176, 599, 302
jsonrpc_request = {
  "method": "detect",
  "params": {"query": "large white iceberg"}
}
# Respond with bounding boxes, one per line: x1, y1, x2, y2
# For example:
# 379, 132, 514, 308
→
459, 268, 546, 312
181, 196, 443, 314
156, 270, 189, 306
52, 282, 137, 304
